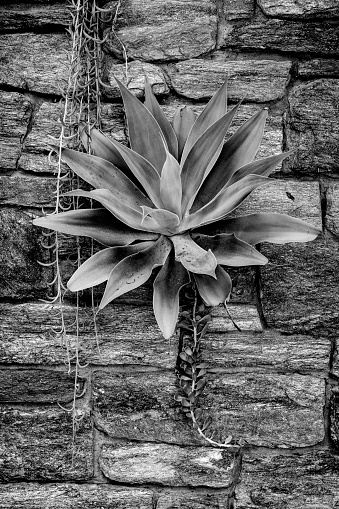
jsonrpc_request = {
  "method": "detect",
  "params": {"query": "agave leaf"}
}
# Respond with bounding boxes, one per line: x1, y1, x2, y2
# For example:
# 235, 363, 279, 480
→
193, 233, 268, 266
172, 106, 195, 160
153, 251, 189, 338
194, 265, 232, 306
61, 147, 153, 211
170, 233, 217, 277
115, 77, 167, 173
63, 189, 163, 233
181, 103, 242, 214
95, 131, 163, 208
68, 241, 155, 292
160, 150, 182, 216
99, 235, 172, 308
196, 213, 321, 245
191, 109, 268, 212
180, 80, 228, 166
184, 175, 271, 230
141, 206, 180, 231
144, 77, 178, 159
227, 151, 294, 187
33, 209, 159, 246
79, 125, 134, 180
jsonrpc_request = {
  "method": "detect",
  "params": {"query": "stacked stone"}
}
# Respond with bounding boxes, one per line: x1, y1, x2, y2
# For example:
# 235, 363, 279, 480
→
0, 0, 339, 507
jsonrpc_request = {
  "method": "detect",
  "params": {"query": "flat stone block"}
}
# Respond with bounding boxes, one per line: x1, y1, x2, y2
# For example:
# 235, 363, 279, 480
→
210, 305, 262, 332
0, 484, 153, 508
0, 407, 93, 481
0, 33, 68, 95
286, 80, 339, 176
157, 491, 229, 508
0, 369, 83, 403
104, 0, 217, 62
223, 19, 339, 56
0, 2, 69, 30
168, 58, 291, 101
100, 442, 235, 487
0, 209, 51, 299
222, 0, 254, 20
236, 450, 339, 508
298, 58, 339, 78
0, 91, 33, 170
102, 59, 169, 99
93, 370, 324, 447
325, 181, 339, 236
258, 0, 339, 18
330, 385, 339, 448
0, 176, 55, 207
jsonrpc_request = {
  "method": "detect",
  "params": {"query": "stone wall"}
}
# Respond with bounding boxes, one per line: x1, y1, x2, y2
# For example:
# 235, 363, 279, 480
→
0, 0, 339, 507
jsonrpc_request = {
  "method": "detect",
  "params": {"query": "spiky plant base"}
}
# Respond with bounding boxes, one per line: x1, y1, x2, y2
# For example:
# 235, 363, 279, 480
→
176, 286, 243, 450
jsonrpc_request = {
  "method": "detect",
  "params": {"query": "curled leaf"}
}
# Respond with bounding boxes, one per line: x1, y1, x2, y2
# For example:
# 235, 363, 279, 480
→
194, 265, 232, 306
170, 233, 217, 277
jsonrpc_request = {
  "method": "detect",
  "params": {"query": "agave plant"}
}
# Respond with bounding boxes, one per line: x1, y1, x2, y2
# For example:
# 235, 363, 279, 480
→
33, 77, 320, 338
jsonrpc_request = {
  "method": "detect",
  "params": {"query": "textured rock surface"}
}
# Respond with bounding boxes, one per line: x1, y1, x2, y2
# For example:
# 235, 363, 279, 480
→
104, 0, 217, 62
298, 58, 339, 77
0, 33, 68, 94
0, 484, 154, 509
100, 442, 235, 487
222, 0, 254, 20
0, 407, 93, 481
286, 79, 339, 176
157, 491, 229, 508
325, 181, 339, 236
93, 370, 324, 447
0, 2, 69, 30
258, 0, 339, 18
167, 58, 291, 101
0, 176, 55, 207
223, 19, 339, 56
236, 450, 339, 508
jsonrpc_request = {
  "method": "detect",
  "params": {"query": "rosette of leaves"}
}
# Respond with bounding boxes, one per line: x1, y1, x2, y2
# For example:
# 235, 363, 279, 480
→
33, 78, 320, 338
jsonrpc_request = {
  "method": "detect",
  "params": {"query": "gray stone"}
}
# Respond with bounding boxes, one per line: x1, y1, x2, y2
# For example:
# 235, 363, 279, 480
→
157, 492, 229, 509
325, 181, 339, 236
223, 19, 339, 56
100, 441, 235, 487
93, 370, 324, 447
167, 58, 291, 101
258, 0, 339, 18
0, 176, 55, 207
0, 407, 93, 481
102, 59, 169, 99
0, 91, 33, 170
0, 33, 69, 95
0, 2, 69, 30
298, 59, 339, 78
104, 0, 217, 62
0, 484, 154, 509
330, 385, 339, 448
222, 0, 254, 20
0, 209, 52, 299
236, 450, 339, 508
286, 80, 339, 176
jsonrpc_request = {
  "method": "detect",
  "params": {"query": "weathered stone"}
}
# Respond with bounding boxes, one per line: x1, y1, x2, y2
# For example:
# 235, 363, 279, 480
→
0, 33, 69, 95
223, 19, 339, 56
0, 484, 153, 509
93, 371, 324, 447
167, 58, 291, 101
0, 91, 33, 170
258, 0, 339, 18
157, 492, 229, 508
0, 2, 69, 31
236, 450, 339, 508
0, 369, 83, 404
325, 181, 339, 236
0, 407, 93, 481
100, 441, 234, 487
102, 59, 169, 99
298, 58, 339, 78
330, 385, 339, 448
286, 80, 339, 176
0, 176, 55, 207
0, 209, 52, 299
261, 235, 339, 333
0, 303, 260, 365
209, 305, 262, 332
222, 0, 254, 20
104, 0, 217, 62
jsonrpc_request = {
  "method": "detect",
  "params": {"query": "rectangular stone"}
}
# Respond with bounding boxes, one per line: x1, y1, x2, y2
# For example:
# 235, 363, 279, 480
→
0, 176, 55, 207
157, 492, 229, 508
0, 369, 83, 403
0, 2, 69, 30
168, 58, 292, 101
236, 450, 339, 508
100, 442, 235, 487
324, 181, 339, 236
93, 370, 324, 447
298, 58, 339, 78
222, 0, 254, 20
104, 0, 217, 62
286, 80, 339, 176
258, 0, 339, 18
0, 407, 93, 481
0, 33, 68, 95
0, 484, 153, 509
